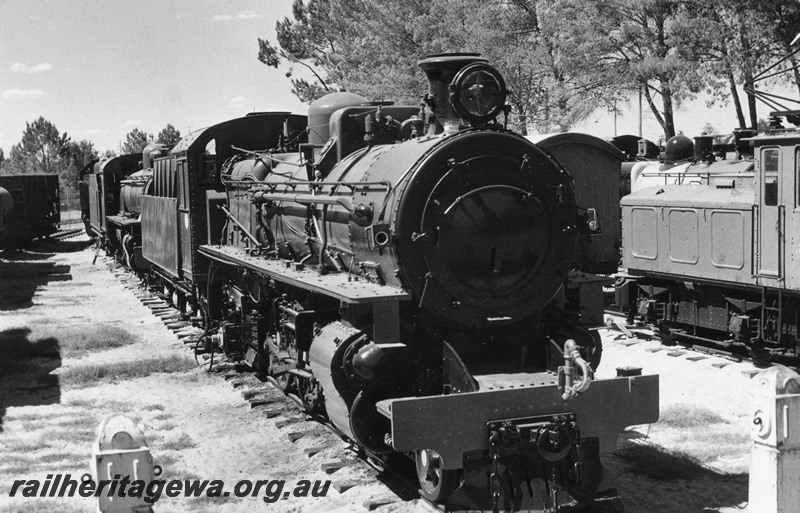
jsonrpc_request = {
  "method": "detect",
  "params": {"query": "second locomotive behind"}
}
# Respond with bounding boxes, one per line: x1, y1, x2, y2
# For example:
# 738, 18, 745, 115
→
197, 54, 658, 511
618, 121, 800, 365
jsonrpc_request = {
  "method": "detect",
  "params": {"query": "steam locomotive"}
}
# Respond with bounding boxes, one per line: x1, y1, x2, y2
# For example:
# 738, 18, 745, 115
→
81, 147, 165, 272
194, 54, 658, 511
85, 54, 659, 510
617, 121, 800, 364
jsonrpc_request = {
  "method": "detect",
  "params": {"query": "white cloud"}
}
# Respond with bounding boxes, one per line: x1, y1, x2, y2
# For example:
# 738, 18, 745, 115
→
29, 15, 44, 21
10, 62, 53, 74
229, 96, 249, 108
123, 119, 141, 126
1, 89, 46, 99
213, 11, 260, 21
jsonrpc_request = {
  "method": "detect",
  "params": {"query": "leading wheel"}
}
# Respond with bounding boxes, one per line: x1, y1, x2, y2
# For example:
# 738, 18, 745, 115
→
415, 449, 458, 502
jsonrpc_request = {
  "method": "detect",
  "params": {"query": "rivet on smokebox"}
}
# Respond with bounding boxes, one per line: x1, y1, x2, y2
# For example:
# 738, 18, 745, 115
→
91, 414, 156, 513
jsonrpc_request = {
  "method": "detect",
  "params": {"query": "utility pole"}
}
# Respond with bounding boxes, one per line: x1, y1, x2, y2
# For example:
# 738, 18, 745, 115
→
639, 86, 643, 137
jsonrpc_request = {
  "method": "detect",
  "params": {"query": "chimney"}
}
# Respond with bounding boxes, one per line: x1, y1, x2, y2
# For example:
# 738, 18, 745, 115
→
418, 53, 487, 133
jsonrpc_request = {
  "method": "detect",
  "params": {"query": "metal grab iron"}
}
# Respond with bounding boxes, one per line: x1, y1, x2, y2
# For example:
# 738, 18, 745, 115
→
558, 339, 592, 401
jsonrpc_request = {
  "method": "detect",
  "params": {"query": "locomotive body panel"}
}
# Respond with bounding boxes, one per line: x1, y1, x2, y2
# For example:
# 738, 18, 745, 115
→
142, 195, 180, 278
622, 185, 755, 284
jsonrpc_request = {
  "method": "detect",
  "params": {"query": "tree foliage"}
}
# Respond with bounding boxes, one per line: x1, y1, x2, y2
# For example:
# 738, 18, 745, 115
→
258, 0, 608, 133
122, 128, 153, 155
62, 140, 98, 190
539, 0, 716, 139
0, 116, 98, 199
6, 117, 71, 175
156, 124, 182, 147
259, 0, 800, 138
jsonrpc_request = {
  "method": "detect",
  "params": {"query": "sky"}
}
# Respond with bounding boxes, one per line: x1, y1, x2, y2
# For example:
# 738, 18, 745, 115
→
0, 0, 307, 155
0, 0, 791, 156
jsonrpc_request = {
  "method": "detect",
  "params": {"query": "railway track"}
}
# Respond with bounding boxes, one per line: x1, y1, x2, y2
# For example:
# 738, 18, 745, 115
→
103, 257, 447, 512
52, 227, 84, 240
601, 309, 748, 362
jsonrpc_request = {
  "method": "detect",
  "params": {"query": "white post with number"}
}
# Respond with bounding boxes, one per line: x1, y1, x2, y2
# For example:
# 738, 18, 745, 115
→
750, 365, 800, 512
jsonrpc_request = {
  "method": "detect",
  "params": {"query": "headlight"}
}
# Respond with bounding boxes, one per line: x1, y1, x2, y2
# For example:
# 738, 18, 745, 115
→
449, 63, 507, 124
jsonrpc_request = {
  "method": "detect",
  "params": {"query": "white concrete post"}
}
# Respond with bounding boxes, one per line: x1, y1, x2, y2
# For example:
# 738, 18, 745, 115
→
749, 365, 800, 512
91, 415, 155, 513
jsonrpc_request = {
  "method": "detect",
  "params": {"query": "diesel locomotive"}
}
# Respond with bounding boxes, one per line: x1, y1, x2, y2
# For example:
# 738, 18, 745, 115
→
189, 54, 658, 511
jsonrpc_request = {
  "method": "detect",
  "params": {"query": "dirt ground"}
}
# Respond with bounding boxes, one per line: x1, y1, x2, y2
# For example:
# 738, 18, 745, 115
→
0, 236, 761, 512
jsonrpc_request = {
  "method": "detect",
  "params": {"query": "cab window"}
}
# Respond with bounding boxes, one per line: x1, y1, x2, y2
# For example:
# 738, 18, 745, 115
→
796, 148, 800, 207
199, 139, 218, 185
763, 148, 779, 207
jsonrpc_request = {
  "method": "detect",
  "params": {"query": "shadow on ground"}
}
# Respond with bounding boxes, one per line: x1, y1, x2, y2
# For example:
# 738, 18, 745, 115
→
612, 443, 748, 512
0, 248, 73, 311
0, 328, 61, 432
33, 238, 92, 254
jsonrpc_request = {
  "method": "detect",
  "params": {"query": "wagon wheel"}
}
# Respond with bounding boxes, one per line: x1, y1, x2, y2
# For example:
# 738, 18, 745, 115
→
415, 449, 459, 502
